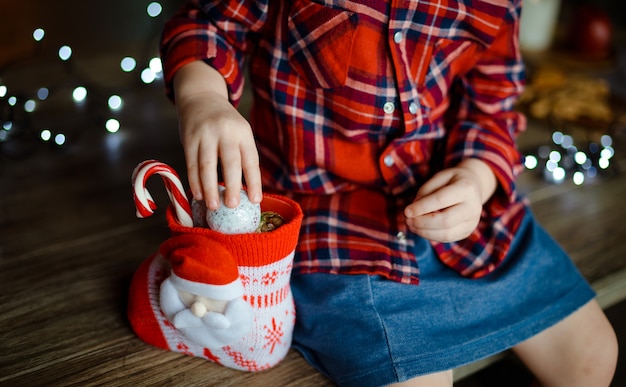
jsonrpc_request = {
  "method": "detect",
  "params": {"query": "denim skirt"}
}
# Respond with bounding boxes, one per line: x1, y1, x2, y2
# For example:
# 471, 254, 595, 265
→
290, 209, 595, 387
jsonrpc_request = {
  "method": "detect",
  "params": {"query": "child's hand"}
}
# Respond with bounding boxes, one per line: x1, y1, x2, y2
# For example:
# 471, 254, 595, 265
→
174, 62, 262, 210
404, 159, 496, 242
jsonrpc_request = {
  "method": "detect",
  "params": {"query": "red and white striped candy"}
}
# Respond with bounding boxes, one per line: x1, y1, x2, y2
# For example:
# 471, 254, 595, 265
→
132, 160, 193, 227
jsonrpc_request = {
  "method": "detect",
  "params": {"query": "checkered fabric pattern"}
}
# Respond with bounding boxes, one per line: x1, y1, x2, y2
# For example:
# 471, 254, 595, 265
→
160, 0, 528, 283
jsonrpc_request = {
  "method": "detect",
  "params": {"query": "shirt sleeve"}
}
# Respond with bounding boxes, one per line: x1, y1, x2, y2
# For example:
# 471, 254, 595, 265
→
160, 0, 270, 105
443, 0, 526, 210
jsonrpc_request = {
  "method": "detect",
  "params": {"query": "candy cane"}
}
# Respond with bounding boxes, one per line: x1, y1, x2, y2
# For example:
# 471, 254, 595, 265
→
132, 159, 193, 227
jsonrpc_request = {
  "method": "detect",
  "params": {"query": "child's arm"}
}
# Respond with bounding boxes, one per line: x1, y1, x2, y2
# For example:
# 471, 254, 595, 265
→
173, 61, 262, 210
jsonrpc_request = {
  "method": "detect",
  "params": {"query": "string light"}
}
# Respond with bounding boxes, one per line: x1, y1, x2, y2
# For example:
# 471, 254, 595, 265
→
108, 95, 123, 110
58, 45, 72, 61
33, 28, 45, 41
0, 85, 7, 98
120, 57, 137, 72
106, 118, 120, 133
24, 100, 36, 113
147, 2, 163, 18
72, 86, 87, 102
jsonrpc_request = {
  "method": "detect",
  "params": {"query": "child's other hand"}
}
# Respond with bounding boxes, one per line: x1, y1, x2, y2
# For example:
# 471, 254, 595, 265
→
174, 62, 262, 210
404, 159, 496, 243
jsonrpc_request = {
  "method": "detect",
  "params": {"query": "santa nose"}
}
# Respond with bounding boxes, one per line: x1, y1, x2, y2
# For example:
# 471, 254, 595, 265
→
191, 301, 207, 317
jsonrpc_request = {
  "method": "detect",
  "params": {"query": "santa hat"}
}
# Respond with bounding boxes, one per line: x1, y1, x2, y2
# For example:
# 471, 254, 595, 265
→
159, 234, 244, 301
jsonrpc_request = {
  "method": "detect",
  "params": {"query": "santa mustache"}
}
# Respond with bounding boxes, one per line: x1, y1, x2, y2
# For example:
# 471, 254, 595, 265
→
160, 278, 254, 349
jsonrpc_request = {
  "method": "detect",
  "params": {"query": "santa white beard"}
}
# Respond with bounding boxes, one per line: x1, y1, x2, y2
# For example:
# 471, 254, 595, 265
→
159, 277, 254, 349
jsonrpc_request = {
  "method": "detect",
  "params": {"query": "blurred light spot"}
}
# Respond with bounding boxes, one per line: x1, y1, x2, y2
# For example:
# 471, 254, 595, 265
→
538, 145, 551, 159
561, 135, 574, 149
147, 2, 163, 17
33, 28, 45, 41
552, 131, 564, 145
549, 150, 561, 163
8, 96, 17, 106
54, 133, 66, 145
524, 155, 538, 169
573, 171, 584, 185
598, 158, 610, 169
600, 147, 614, 159
552, 167, 565, 182
58, 45, 72, 61
120, 57, 136, 72
3, 121, 12, 130
106, 118, 120, 133
72, 86, 87, 102
600, 135, 613, 148
546, 160, 558, 172
149, 57, 163, 73
0, 85, 7, 97
41, 129, 52, 141
141, 68, 156, 84
24, 99, 36, 112
0, 130, 7, 141
37, 87, 49, 100
574, 151, 587, 165
587, 167, 597, 178
108, 95, 123, 110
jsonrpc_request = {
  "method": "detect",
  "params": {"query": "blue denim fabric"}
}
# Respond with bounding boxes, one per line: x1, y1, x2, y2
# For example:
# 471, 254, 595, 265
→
291, 209, 595, 387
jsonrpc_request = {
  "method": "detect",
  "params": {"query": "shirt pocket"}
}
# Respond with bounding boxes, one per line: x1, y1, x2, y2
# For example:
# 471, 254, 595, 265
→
287, 0, 358, 89
416, 0, 508, 110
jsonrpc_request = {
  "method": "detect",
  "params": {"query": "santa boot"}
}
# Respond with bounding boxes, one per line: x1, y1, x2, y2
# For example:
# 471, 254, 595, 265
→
127, 193, 303, 371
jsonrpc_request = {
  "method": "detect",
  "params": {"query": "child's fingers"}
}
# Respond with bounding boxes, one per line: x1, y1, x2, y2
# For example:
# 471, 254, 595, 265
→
241, 141, 262, 204
219, 144, 243, 209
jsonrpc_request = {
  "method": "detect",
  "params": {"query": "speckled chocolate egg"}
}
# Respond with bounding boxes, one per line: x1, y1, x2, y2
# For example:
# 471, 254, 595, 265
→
206, 187, 260, 234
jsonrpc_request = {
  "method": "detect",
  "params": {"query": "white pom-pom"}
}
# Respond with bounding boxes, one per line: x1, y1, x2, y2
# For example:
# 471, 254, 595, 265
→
206, 187, 260, 234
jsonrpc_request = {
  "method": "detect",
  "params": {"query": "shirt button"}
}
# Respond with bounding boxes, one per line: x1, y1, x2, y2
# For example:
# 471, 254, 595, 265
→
383, 155, 394, 167
409, 102, 418, 114
383, 102, 395, 114
393, 31, 403, 44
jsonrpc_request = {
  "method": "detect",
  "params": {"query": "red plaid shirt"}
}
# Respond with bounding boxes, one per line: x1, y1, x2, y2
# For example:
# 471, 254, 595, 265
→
161, 0, 528, 284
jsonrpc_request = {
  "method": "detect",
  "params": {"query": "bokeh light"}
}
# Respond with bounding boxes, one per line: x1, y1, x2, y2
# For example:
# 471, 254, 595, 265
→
33, 28, 45, 41
120, 57, 137, 72
58, 45, 73, 61
72, 86, 87, 102
147, 2, 163, 17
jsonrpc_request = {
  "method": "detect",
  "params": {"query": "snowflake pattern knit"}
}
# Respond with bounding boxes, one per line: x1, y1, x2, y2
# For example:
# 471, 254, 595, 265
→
128, 194, 303, 371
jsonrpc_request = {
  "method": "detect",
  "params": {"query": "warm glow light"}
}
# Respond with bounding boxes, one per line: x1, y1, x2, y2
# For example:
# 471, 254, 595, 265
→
141, 68, 156, 84
54, 133, 66, 145
120, 57, 137, 72
33, 28, 45, 41
147, 2, 163, 17
58, 45, 73, 61
106, 118, 120, 133
37, 87, 49, 100
108, 95, 123, 110
72, 86, 87, 102
24, 100, 36, 112
41, 129, 52, 141
0, 85, 7, 97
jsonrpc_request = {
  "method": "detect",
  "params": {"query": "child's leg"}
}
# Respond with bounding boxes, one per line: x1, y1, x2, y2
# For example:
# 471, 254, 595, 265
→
388, 370, 453, 387
512, 299, 618, 387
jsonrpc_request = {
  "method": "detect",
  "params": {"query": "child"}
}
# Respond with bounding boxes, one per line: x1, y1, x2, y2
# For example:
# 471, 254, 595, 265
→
159, 1, 618, 386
